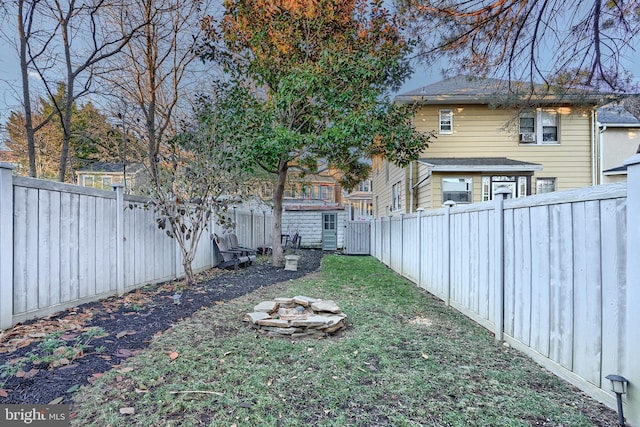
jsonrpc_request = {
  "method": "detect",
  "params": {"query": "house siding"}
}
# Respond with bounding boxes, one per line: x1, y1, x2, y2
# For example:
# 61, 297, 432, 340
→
372, 103, 597, 215
371, 160, 407, 216
414, 105, 594, 192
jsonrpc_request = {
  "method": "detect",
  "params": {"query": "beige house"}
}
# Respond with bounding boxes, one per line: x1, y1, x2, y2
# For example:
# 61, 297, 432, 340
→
597, 101, 640, 183
76, 162, 146, 193
372, 76, 608, 216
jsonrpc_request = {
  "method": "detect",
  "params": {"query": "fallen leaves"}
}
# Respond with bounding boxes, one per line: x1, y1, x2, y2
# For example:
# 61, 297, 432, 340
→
114, 349, 136, 358
16, 368, 39, 379
116, 331, 137, 339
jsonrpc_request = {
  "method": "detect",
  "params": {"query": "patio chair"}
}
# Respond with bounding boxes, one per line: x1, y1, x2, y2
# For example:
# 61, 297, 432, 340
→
211, 233, 252, 271
227, 232, 258, 258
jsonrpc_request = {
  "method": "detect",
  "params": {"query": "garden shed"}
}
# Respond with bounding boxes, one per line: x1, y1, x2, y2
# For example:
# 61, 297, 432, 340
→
282, 204, 346, 250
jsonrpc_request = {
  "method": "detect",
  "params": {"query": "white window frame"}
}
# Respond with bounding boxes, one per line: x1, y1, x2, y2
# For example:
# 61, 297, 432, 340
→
519, 109, 559, 144
536, 177, 557, 194
439, 109, 453, 135
391, 181, 402, 211
442, 177, 472, 204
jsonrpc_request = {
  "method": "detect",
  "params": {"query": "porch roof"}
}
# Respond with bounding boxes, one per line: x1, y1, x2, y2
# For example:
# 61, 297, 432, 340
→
418, 157, 543, 172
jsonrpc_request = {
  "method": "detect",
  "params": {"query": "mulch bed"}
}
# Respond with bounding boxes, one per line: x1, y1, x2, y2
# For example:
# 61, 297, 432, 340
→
0, 250, 325, 405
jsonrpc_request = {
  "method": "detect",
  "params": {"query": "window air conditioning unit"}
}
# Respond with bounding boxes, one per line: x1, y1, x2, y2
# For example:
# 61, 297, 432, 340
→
520, 132, 535, 143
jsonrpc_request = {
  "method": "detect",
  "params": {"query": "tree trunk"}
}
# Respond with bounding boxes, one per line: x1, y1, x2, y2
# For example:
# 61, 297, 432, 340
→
271, 159, 288, 267
182, 254, 195, 285
17, 0, 36, 177
57, 4, 75, 183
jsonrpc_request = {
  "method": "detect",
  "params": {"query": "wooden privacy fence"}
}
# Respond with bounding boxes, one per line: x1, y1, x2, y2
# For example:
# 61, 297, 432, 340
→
370, 155, 640, 426
0, 163, 272, 330
343, 220, 370, 255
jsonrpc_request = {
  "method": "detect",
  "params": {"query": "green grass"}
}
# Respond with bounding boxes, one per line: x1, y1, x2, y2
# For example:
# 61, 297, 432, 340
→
71, 255, 615, 426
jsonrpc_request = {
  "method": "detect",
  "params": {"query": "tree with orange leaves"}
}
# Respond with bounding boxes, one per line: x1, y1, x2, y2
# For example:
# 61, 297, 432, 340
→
199, 0, 431, 266
397, 0, 639, 93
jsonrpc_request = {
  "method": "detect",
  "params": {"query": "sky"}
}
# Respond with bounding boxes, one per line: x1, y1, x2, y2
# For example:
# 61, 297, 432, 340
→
1, 6, 640, 131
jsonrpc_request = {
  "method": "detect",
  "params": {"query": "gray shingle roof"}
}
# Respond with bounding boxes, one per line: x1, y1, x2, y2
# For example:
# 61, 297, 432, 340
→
598, 102, 640, 126
419, 157, 542, 172
396, 75, 608, 106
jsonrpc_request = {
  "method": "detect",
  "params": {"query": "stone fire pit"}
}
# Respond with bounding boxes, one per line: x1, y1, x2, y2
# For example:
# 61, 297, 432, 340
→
243, 296, 347, 338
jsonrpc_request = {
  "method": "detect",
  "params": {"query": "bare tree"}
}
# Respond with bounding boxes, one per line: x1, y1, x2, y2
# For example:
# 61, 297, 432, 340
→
6, 0, 60, 177
396, 0, 640, 92
98, 0, 216, 188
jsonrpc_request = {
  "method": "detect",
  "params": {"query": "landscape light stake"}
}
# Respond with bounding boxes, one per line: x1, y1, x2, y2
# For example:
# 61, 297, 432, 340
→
605, 374, 628, 426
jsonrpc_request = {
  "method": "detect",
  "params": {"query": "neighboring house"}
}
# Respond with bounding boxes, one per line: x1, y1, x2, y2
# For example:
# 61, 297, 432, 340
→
76, 162, 146, 193
282, 172, 343, 205
343, 178, 373, 220
597, 101, 640, 183
372, 75, 608, 215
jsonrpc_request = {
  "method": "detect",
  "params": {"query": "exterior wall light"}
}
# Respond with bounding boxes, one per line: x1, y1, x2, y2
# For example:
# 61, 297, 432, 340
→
606, 374, 628, 426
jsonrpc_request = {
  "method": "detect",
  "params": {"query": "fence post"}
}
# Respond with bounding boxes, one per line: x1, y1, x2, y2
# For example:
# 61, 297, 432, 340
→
0, 163, 15, 330
493, 187, 511, 342
443, 201, 455, 307
112, 184, 125, 296
400, 213, 405, 276
388, 215, 392, 268
624, 154, 640, 426
417, 208, 424, 288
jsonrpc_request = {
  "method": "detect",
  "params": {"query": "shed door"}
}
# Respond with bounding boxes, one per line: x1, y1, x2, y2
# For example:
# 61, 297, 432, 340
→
322, 213, 338, 251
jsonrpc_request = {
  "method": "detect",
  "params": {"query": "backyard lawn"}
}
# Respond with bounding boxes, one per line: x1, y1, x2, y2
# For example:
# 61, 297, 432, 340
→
71, 254, 617, 426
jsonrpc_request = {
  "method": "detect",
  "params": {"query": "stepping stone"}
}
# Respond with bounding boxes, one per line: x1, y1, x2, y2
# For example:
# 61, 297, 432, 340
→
254, 301, 278, 313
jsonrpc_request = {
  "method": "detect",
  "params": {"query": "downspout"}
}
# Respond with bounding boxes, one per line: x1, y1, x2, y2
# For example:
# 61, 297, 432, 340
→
591, 109, 597, 186
409, 161, 414, 214
599, 125, 607, 185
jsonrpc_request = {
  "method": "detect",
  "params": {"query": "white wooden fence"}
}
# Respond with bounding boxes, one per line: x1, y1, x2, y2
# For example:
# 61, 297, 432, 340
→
370, 155, 640, 426
0, 163, 272, 330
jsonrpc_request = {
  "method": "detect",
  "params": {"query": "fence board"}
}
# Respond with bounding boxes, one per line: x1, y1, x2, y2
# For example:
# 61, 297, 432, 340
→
37, 190, 51, 309
513, 207, 532, 346
13, 187, 28, 314
599, 198, 627, 386
59, 191, 72, 303
477, 210, 490, 320
49, 191, 61, 306
69, 193, 80, 301
548, 203, 574, 370
503, 209, 515, 336
25, 188, 39, 313
530, 205, 551, 357
572, 201, 602, 385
